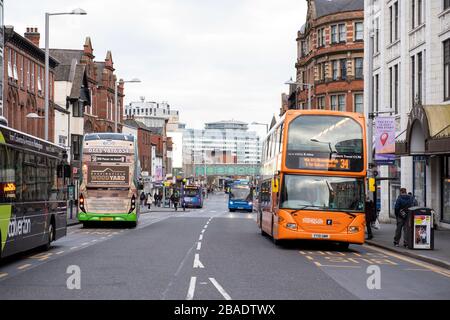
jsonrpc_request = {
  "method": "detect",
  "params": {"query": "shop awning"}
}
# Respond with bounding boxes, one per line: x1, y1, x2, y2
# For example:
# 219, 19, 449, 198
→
397, 103, 450, 155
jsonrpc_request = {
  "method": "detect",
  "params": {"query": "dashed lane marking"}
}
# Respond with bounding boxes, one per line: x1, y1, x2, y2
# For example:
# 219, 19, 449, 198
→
55, 251, 64, 255
70, 246, 79, 250
199, 234, 203, 241
0, 273, 8, 279
313, 261, 362, 268
197, 242, 202, 250
186, 277, 197, 300
17, 264, 32, 270
193, 254, 205, 269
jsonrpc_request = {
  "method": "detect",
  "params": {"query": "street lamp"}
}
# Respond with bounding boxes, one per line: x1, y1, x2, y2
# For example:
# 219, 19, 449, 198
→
115, 78, 141, 132
45, 8, 87, 141
251, 122, 269, 134
285, 78, 313, 110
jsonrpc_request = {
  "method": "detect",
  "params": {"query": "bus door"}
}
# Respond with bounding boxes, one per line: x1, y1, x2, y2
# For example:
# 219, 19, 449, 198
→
271, 176, 280, 237
260, 180, 272, 234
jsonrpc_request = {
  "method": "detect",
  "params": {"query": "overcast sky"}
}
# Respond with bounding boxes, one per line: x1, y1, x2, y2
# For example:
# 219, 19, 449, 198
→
5, 0, 307, 133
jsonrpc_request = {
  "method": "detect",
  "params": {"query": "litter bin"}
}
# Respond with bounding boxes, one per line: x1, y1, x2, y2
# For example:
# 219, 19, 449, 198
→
406, 207, 435, 250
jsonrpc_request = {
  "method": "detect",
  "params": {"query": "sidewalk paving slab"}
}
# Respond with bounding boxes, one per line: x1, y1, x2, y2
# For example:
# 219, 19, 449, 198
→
366, 222, 450, 270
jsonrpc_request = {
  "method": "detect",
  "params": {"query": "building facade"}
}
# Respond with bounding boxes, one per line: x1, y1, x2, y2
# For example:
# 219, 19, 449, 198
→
182, 121, 262, 177
3, 26, 58, 141
292, 0, 365, 112
50, 37, 124, 136
364, 0, 450, 228
124, 98, 179, 131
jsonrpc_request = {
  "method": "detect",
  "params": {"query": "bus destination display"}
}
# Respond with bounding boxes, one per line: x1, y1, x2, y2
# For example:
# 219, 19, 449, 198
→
286, 151, 363, 172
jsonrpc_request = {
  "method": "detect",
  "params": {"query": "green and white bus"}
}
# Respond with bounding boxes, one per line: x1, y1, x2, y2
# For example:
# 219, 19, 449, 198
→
0, 123, 69, 259
78, 133, 142, 228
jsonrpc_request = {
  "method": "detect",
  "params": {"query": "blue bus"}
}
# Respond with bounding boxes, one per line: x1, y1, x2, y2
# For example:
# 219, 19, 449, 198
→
182, 185, 203, 208
228, 183, 253, 212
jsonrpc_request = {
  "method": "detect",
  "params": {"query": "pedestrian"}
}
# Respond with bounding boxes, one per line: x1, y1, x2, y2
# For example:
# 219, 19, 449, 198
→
147, 193, 152, 210
365, 197, 376, 240
140, 191, 146, 207
394, 188, 415, 247
170, 192, 179, 211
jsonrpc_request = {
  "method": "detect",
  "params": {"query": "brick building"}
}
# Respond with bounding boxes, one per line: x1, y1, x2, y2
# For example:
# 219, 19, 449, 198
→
50, 37, 124, 135
3, 26, 58, 141
123, 118, 153, 175
292, 0, 364, 113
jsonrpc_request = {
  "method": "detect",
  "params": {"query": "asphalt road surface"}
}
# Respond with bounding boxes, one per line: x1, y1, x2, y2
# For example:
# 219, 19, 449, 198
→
0, 193, 449, 300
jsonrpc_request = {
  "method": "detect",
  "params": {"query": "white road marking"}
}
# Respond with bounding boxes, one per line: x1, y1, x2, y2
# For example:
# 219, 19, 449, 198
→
193, 253, 205, 268
81, 242, 89, 246
0, 273, 8, 279
204, 225, 208, 229
186, 276, 197, 300
70, 246, 79, 250
209, 278, 232, 300
201, 229, 205, 234
197, 242, 202, 250
18, 264, 32, 270
55, 251, 64, 255
199, 234, 203, 241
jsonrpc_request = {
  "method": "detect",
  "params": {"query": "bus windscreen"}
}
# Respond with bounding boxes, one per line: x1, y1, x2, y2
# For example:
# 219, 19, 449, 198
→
286, 115, 364, 172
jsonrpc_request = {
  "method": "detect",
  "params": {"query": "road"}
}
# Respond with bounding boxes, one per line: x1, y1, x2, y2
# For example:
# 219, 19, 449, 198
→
0, 192, 449, 300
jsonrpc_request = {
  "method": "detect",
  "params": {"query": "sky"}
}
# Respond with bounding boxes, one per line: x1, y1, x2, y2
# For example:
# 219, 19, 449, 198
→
5, 0, 307, 134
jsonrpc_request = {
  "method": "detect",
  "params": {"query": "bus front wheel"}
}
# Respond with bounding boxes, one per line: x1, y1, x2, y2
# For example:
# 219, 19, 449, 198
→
43, 222, 54, 251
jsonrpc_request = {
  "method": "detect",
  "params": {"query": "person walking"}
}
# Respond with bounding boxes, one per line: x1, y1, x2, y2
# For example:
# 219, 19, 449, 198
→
394, 188, 415, 247
147, 193, 152, 210
170, 192, 180, 211
140, 191, 146, 207
365, 197, 376, 240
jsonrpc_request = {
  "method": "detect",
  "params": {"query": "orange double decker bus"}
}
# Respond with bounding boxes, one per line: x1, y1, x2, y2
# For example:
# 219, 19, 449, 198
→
257, 110, 367, 248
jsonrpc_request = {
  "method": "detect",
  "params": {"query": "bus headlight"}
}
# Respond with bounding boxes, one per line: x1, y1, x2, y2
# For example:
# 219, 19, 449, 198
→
348, 226, 360, 233
79, 194, 86, 213
230, 201, 234, 205
129, 194, 136, 214
286, 223, 297, 230
248, 202, 253, 206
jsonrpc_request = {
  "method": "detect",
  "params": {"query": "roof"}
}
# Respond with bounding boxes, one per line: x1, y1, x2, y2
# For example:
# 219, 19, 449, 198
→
95, 61, 105, 83
69, 64, 87, 100
123, 119, 153, 132
49, 49, 83, 65
314, 0, 364, 18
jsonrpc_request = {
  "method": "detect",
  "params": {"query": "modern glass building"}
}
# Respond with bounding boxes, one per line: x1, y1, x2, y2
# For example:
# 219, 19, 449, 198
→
182, 120, 262, 176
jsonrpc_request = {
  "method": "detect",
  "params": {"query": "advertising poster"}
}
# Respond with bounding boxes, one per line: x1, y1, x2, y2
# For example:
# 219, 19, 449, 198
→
88, 166, 129, 185
375, 116, 396, 165
414, 215, 431, 249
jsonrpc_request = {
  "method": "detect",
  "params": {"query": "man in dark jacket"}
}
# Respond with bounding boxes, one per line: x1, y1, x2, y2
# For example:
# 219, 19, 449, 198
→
394, 188, 414, 247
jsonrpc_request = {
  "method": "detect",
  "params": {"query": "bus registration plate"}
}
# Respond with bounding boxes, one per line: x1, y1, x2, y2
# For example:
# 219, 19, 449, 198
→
100, 217, 114, 221
312, 234, 330, 239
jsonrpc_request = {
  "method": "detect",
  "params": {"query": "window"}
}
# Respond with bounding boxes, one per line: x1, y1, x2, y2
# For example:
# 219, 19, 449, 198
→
339, 24, 346, 42
390, 64, 399, 113
37, 67, 42, 93
338, 94, 346, 111
355, 22, 363, 41
317, 28, 325, 47
445, 39, 450, 101
412, 0, 415, 29
340, 59, 347, 80
7, 49, 12, 79
317, 62, 325, 82
354, 93, 363, 113
331, 25, 338, 43
26, 60, 30, 89
445, 0, 450, 10
332, 60, 338, 80
375, 18, 380, 53
13, 51, 18, 81
355, 58, 363, 79
418, 52, 423, 103
73, 100, 84, 117
374, 74, 379, 113
331, 95, 338, 111
417, 0, 423, 25
20, 55, 24, 87
31, 63, 35, 91
390, 2, 399, 43
317, 96, 325, 109
411, 55, 416, 103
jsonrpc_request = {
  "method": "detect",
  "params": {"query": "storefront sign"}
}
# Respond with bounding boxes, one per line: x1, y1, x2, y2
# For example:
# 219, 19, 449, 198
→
375, 116, 396, 165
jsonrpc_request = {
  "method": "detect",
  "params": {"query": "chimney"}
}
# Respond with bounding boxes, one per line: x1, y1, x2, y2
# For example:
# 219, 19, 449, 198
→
24, 27, 40, 47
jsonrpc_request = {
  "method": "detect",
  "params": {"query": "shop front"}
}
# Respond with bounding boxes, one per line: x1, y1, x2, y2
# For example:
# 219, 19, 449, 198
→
396, 103, 450, 228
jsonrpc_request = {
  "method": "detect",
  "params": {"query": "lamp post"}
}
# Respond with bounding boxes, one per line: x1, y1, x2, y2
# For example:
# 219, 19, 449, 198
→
45, 8, 87, 141
251, 122, 269, 134
115, 78, 141, 132
285, 78, 313, 110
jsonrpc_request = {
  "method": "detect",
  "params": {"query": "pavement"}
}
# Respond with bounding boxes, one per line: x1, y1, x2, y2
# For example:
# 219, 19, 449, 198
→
1, 192, 449, 300
366, 222, 450, 270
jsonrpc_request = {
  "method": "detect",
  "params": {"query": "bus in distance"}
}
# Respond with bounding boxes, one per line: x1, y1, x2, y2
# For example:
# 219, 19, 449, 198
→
257, 110, 367, 248
78, 133, 142, 228
182, 185, 203, 208
229, 182, 254, 212
0, 124, 69, 259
